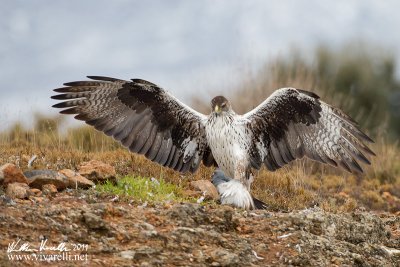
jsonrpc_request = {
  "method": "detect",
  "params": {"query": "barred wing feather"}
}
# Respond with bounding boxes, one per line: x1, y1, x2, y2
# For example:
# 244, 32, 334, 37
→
51, 76, 215, 173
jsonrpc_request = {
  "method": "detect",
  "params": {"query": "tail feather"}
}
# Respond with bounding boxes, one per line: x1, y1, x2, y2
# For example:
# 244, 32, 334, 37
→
252, 196, 268, 210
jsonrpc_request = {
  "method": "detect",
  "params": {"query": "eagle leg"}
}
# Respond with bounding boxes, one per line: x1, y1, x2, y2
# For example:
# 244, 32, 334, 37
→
233, 158, 252, 189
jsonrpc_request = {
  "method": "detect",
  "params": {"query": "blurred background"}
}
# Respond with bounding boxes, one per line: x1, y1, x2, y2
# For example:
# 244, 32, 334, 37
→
1, 0, 400, 138
1, 1, 399, 212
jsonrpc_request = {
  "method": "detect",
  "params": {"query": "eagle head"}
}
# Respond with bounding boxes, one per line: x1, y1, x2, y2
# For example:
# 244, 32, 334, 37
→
211, 96, 231, 114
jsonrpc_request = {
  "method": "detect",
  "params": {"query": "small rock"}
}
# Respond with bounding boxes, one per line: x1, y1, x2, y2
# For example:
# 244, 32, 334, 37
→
120, 250, 135, 260
17, 199, 31, 205
25, 170, 68, 190
166, 204, 206, 225
139, 222, 155, 231
133, 247, 160, 260
0, 163, 29, 186
82, 211, 106, 230
78, 160, 116, 183
210, 248, 240, 267
1, 195, 16, 205
30, 196, 44, 203
42, 184, 58, 196
190, 180, 219, 200
6, 182, 29, 199
138, 222, 158, 237
59, 169, 95, 189
27, 188, 42, 197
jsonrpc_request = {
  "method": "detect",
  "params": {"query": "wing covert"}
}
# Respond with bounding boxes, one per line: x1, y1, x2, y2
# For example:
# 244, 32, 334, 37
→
242, 88, 375, 174
52, 76, 215, 173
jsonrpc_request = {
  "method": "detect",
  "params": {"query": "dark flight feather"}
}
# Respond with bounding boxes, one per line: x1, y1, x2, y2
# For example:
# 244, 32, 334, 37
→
243, 88, 374, 174
52, 76, 215, 173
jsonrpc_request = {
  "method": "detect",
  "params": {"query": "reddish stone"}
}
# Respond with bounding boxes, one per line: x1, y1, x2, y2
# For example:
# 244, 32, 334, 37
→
42, 184, 58, 196
190, 180, 220, 200
78, 160, 116, 183
0, 163, 29, 187
59, 169, 95, 189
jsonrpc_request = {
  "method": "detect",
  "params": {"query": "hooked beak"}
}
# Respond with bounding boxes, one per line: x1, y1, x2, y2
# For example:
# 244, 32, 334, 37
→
214, 105, 221, 113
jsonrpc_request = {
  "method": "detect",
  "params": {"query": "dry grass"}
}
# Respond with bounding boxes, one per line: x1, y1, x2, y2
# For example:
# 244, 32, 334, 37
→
1, 124, 399, 213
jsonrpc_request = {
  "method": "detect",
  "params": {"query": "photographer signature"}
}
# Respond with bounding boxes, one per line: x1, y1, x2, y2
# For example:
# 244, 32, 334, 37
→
7, 239, 70, 253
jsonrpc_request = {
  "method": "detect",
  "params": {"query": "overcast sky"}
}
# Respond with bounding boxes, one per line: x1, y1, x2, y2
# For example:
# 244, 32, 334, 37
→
1, 0, 400, 130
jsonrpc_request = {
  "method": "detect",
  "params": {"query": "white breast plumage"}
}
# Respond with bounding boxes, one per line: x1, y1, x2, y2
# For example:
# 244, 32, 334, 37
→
205, 114, 251, 178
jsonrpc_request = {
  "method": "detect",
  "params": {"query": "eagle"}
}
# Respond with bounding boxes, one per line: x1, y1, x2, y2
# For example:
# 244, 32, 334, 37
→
51, 76, 375, 209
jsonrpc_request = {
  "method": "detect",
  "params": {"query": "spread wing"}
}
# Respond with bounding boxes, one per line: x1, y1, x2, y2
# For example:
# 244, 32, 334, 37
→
242, 88, 375, 174
52, 76, 216, 173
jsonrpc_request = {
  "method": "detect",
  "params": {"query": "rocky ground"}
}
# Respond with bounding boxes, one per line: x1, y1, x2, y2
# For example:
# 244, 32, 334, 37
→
0, 162, 399, 266
0, 194, 399, 266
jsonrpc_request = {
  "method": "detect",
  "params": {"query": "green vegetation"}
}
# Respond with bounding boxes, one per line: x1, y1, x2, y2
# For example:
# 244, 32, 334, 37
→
97, 176, 190, 203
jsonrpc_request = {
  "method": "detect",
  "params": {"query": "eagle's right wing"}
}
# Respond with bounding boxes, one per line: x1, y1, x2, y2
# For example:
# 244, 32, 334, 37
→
52, 76, 216, 173
241, 88, 375, 174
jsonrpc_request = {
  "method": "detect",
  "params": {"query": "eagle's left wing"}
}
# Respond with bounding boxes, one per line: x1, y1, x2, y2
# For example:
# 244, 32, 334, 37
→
241, 88, 375, 174
51, 76, 216, 173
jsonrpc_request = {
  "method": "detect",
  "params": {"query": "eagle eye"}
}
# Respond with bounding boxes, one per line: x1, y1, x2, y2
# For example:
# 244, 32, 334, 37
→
221, 103, 226, 108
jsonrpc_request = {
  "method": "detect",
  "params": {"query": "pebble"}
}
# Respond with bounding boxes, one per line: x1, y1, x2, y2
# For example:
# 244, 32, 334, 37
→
42, 184, 58, 196
6, 182, 29, 199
